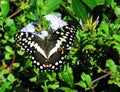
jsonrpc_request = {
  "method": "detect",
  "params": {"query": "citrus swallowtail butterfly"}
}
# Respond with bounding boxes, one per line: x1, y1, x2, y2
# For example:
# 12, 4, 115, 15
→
14, 25, 76, 72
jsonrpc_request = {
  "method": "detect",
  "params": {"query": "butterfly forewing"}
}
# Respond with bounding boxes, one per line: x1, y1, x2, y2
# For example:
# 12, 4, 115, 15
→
49, 25, 76, 48
14, 25, 77, 71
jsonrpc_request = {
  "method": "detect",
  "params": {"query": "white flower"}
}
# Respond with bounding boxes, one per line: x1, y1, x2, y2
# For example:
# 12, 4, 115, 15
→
44, 14, 67, 30
44, 14, 61, 21
21, 22, 35, 33
20, 22, 48, 39
20, 14, 67, 40
37, 30, 48, 40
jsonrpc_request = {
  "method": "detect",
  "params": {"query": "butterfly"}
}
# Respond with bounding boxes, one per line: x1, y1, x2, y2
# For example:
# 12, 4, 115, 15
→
14, 25, 77, 72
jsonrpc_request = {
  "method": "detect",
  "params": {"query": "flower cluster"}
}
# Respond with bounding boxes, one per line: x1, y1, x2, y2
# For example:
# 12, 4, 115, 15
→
21, 14, 67, 39
44, 14, 67, 30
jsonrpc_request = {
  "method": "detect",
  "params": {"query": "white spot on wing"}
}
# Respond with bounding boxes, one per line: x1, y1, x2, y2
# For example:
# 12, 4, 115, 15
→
55, 68, 58, 70
59, 60, 62, 63
28, 41, 31, 45
56, 31, 60, 34
24, 45, 27, 48
43, 64, 46, 67
33, 60, 36, 63
31, 35, 34, 38
37, 62, 40, 65
20, 32, 24, 36
27, 48, 29, 51
22, 38, 26, 41
28, 37, 31, 40
51, 65, 55, 69
61, 57, 64, 60
40, 66, 43, 69
55, 62, 58, 65
30, 41, 35, 47
61, 32, 64, 35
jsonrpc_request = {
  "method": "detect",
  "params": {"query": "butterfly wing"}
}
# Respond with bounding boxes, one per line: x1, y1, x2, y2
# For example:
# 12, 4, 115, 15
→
47, 25, 77, 71
49, 25, 76, 48
14, 32, 48, 70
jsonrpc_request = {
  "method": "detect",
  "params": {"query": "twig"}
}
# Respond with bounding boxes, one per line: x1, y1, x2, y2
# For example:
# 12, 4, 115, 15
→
8, 54, 16, 73
92, 72, 111, 84
9, 9, 22, 18
91, 72, 111, 92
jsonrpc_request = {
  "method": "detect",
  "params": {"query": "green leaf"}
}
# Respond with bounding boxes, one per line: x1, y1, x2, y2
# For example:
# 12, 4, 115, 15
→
26, 12, 37, 20
24, 59, 32, 68
7, 73, 15, 83
37, 0, 44, 7
13, 63, 20, 68
81, 0, 104, 9
83, 45, 96, 51
17, 50, 25, 55
106, 59, 117, 72
44, 0, 62, 14
113, 44, 120, 54
99, 23, 109, 36
0, 82, 11, 92
0, 69, 8, 75
81, 73, 92, 88
75, 80, 87, 88
5, 52, 12, 60
0, 0, 10, 18
5, 45, 14, 54
59, 87, 78, 92
97, 38, 104, 45
5, 18, 15, 27
29, 77, 37, 82
20, 2, 30, 9
48, 83, 59, 89
105, 0, 115, 8
113, 34, 120, 42
46, 72, 56, 82
72, 0, 88, 23
36, 0, 45, 16
115, 7, 120, 16
0, 33, 2, 37
5, 18, 16, 35
58, 64, 74, 87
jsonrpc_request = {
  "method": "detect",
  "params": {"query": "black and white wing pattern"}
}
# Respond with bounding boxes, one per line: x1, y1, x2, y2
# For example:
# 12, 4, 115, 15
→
14, 25, 77, 71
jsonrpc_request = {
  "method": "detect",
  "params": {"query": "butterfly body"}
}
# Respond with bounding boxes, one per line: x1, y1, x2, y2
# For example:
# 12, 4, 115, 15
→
14, 25, 76, 71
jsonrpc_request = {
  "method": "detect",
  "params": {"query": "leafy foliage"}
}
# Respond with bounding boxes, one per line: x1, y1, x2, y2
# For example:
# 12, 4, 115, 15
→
0, 0, 120, 92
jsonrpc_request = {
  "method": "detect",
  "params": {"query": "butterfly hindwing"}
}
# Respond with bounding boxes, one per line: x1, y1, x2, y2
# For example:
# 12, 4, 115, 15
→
14, 25, 77, 71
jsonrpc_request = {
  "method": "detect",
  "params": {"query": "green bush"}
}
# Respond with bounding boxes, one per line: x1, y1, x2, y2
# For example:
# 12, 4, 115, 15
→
0, 0, 120, 92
